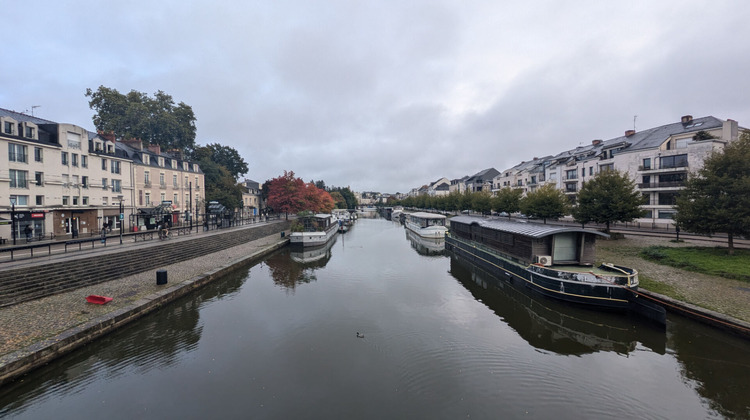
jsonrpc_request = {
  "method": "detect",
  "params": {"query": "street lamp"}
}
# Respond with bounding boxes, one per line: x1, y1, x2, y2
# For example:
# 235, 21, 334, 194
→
9, 197, 16, 246
117, 195, 124, 245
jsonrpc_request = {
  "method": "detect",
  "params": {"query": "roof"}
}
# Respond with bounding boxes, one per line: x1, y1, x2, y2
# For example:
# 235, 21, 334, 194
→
450, 215, 609, 238
410, 212, 446, 220
0, 107, 56, 125
466, 168, 500, 184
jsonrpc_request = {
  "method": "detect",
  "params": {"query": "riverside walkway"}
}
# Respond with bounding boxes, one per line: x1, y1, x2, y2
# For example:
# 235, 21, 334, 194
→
0, 220, 291, 385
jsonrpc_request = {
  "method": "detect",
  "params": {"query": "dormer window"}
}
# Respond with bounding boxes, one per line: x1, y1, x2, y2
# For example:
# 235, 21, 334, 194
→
95, 142, 103, 152
25, 125, 35, 138
158, 157, 164, 167
107, 144, 114, 153
3, 121, 14, 135
143, 154, 150, 165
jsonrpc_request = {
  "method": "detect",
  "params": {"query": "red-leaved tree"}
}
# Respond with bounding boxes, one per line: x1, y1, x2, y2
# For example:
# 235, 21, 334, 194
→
266, 171, 335, 218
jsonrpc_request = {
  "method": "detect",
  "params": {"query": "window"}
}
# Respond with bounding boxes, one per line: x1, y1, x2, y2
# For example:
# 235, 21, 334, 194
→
184, 175, 189, 188
62, 152, 69, 165
675, 138, 689, 149
549, 172, 557, 181
102, 158, 107, 170
62, 174, 70, 187
36, 195, 44, 206
174, 193, 179, 205
658, 210, 676, 219
173, 174, 178, 187
9, 170, 28, 188
600, 163, 614, 172
73, 196, 79, 206
161, 193, 166, 202
111, 179, 122, 193
589, 167, 593, 176
34, 147, 43, 162
35, 172, 43, 186
658, 192, 679, 206
517, 179, 523, 186
81, 155, 88, 168
143, 154, 150, 165
642, 158, 651, 170
3, 121, 13, 134
95, 142, 103, 152
67, 132, 81, 149
642, 193, 650, 205
642, 175, 651, 185
102, 178, 108, 190
9, 143, 28, 162
62, 196, 70, 206
195, 176, 199, 188
25, 126, 34, 138
72, 154, 79, 167
643, 210, 653, 218
145, 192, 151, 206
565, 169, 577, 180
139, 190, 143, 206
160, 173, 166, 188
82, 176, 89, 188
565, 183, 577, 192
107, 144, 114, 153
581, 168, 586, 177
658, 173, 686, 184
10, 195, 28, 206
111, 160, 121, 174
82, 196, 89, 205
660, 154, 688, 169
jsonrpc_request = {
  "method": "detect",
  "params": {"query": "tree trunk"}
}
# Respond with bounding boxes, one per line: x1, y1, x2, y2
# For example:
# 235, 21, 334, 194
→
605, 221, 611, 234
728, 232, 735, 256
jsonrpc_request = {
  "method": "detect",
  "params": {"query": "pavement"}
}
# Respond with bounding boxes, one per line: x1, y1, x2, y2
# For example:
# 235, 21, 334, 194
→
0, 221, 290, 385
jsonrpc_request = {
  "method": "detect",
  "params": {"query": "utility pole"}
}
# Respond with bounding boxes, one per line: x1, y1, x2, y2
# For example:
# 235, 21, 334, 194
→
189, 181, 193, 231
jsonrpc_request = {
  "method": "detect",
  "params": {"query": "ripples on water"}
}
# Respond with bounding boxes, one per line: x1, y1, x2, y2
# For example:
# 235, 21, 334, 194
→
2, 218, 750, 419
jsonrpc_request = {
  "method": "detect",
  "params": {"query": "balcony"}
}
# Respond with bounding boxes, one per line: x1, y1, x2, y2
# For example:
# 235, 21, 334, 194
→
160, 182, 167, 189
638, 181, 686, 190
144, 181, 152, 188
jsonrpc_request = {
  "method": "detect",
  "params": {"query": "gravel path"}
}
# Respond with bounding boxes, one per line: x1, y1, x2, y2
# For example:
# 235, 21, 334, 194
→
596, 234, 750, 323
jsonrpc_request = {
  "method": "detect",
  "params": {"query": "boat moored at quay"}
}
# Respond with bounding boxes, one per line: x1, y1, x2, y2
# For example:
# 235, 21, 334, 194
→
404, 212, 449, 239
289, 213, 338, 248
445, 215, 666, 324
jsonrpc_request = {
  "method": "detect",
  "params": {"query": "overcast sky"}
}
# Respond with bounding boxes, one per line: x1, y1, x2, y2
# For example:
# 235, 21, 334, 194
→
2, 1, 749, 193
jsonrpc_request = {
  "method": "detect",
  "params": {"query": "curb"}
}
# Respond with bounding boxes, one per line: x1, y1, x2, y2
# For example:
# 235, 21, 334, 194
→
0, 239, 288, 386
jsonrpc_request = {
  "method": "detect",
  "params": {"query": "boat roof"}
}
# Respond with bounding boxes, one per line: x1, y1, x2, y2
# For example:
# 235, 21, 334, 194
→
450, 216, 609, 239
410, 212, 446, 219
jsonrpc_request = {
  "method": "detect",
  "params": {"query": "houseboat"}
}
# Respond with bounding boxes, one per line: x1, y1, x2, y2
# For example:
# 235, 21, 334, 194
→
445, 216, 665, 324
405, 229, 445, 256
404, 212, 449, 239
289, 213, 338, 248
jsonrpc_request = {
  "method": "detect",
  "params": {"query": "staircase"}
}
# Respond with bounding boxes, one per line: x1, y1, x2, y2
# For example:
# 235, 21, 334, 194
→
0, 221, 290, 307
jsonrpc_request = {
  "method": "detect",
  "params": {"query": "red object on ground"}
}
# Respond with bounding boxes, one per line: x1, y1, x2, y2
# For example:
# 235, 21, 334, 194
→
86, 295, 113, 304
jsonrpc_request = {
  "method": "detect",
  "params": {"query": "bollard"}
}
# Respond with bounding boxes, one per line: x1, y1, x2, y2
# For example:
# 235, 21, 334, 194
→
156, 269, 168, 285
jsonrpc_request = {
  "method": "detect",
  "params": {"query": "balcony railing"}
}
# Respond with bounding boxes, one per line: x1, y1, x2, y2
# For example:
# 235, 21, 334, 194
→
144, 181, 152, 188
638, 181, 686, 189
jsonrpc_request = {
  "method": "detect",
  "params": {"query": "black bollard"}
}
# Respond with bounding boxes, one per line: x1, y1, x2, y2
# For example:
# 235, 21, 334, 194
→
156, 269, 168, 285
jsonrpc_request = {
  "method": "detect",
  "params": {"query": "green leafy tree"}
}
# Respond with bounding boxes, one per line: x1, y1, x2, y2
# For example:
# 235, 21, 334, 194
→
674, 132, 750, 254
85, 86, 197, 153
520, 184, 569, 223
573, 169, 644, 232
330, 191, 347, 208
492, 187, 523, 217
201, 160, 244, 210
471, 191, 493, 214
192, 143, 248, 181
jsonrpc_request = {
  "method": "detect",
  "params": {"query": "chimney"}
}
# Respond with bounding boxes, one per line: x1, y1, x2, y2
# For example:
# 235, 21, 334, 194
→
97, 130, 117, 142
147, 144, 161, 155
591, 139, 602, 146
121, 138, 143, 150
625, 130, 635, 137
681, 115, 693, 124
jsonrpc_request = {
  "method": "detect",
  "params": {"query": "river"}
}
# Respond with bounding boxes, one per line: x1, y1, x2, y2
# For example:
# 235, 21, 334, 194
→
1, 217, 749, 419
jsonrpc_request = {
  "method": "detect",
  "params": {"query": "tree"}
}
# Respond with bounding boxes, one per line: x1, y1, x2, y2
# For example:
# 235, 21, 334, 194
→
330, 191, 346, 208
192, 143, 248, 181
520, 184, 569, 223
471, 191, 493, 214
200, 159, 244, 210
573, 169, 644, 233
492, 187, 523, 217
265, 171, 334, 218
674, 132, 750, 254
85, 86, 197, 153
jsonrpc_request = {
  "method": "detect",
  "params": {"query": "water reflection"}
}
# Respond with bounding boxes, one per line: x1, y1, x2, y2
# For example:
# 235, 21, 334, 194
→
448, 253, 666, 356
667, 320, 750, 418
405, 229, 445, 256
0, 268, 248, 418
267, 236, 337, 291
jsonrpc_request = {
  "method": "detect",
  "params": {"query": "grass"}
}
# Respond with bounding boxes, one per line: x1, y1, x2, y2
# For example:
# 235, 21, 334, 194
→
637, 274, 686, 300
639, 246, 750, 282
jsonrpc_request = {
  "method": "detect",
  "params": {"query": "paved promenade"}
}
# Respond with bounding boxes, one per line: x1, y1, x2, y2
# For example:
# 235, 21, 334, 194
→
0, 222, 289, 385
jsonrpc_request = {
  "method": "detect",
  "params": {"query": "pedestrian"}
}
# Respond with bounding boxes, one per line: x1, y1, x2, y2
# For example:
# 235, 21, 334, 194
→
24, 224, 32, 241
203, 219, 208, 231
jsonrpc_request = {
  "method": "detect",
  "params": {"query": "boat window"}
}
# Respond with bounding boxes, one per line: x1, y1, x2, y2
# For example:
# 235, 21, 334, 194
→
553, 233, 577, 262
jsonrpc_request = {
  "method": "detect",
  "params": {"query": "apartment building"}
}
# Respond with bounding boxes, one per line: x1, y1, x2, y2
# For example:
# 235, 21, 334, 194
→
1, 107, 205, 241
241, 179, 263, 218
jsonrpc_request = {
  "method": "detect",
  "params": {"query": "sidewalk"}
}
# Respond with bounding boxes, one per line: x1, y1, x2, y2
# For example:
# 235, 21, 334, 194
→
0, 224, 289, 385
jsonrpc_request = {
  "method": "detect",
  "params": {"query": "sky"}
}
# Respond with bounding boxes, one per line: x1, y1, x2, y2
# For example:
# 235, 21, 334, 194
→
2, 0, 749, 193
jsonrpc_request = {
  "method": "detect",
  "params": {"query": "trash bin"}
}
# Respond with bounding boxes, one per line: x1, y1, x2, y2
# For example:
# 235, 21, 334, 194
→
156, 269, 168, 285
281, 231, 285, 238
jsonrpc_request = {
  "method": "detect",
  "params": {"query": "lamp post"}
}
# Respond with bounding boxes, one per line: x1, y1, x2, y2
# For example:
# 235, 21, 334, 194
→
10, 197, 16, 246
117, 195, 124, 245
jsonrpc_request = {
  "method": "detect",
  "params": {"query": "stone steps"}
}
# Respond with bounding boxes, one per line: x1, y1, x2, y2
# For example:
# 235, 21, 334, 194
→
0, 221, 289, 307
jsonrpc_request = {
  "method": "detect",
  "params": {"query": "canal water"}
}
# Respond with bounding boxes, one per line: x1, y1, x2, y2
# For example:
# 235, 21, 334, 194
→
2, 217, 749, 419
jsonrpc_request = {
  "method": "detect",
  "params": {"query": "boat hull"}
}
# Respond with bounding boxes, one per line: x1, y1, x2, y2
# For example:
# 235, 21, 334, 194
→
289, 225, 338, 248
445, 236, 633, 310
404, 221, 448, 239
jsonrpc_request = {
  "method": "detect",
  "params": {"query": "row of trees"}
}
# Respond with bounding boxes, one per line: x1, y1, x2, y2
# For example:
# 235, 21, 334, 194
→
397, 131, 750, 254
87, 87, 249, 210
396, 170, 643, 229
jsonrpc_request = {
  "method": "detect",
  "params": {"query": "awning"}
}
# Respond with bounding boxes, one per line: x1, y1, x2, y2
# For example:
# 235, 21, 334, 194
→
138, 203, 174, 216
